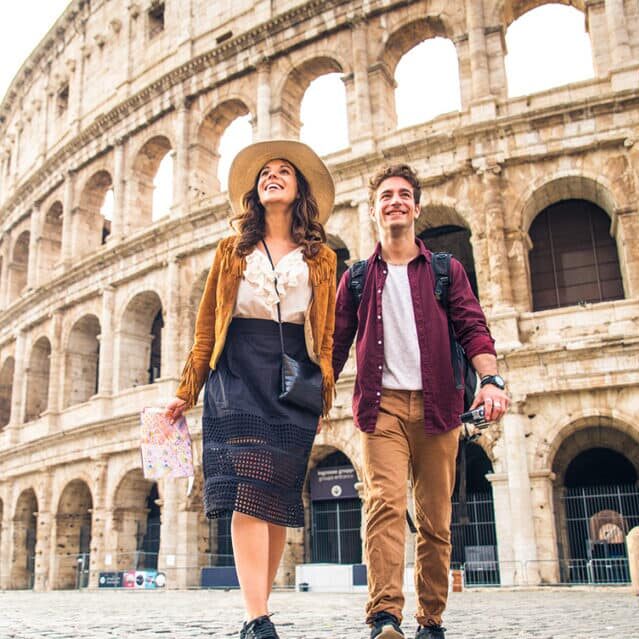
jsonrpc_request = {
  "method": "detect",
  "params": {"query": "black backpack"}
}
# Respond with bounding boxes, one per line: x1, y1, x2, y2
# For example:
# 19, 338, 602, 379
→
347, 253, 478, 527
347, 253, 478, 410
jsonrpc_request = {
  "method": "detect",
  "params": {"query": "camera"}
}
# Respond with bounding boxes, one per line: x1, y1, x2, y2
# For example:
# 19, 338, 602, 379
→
460, 405, 489, 428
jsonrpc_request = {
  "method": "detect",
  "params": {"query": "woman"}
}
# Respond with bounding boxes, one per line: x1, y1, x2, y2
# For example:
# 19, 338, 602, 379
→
165, 140, 336, 639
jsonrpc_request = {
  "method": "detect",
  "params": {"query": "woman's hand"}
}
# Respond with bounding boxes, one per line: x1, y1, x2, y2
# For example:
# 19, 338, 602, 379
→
165, 397, 187, 423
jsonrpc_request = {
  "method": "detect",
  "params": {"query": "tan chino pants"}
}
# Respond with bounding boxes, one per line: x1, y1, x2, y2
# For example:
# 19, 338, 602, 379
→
361, 389, 460, 627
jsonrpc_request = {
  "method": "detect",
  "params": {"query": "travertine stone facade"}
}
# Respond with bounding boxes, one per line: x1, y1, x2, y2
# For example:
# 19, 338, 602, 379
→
0, 0, 638, 590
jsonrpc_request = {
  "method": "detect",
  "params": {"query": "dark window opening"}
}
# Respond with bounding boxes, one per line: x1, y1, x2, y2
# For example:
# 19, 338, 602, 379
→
209, 512, 234, 566
565, 448, 637, 488
148, 310, 163, 383
529, 199, 624, 311
148, 2, 165, 39
137, 483, 161, 570
57, 84, 69, 117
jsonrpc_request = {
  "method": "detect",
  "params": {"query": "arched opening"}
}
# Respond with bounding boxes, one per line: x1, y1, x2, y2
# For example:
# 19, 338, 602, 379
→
76, 171, 113, 258
152, 151, 174, 221
217, 115, 252, 192
9, 231, 30, 301
113, 470, 161, 572
54, 480, 93, 589
117, 291, 163, 390
553, 425, 639, 584
327, 235, 350, 287
193, 100, 252, 198
64, 315, 101, 408
505, 5, 594, 97
39, 201, 63, 280
279, 57, 344, 140
395, 38, 461, 127
0, 357, 15, 429
528, 200, 623, 311
300, 73, 349, 155
24, 337, 51, 422
451, 442, 499, 585
130, 136, 173, 229
11, 489, 38, 589
417, 206, 478, 299
309, 450, 362, 565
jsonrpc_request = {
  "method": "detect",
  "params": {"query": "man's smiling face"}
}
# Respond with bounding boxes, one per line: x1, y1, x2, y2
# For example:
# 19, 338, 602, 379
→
370, 175, 420, 235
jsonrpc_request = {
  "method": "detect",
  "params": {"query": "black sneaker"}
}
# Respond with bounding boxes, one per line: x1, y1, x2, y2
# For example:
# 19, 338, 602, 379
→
415, 624, 446, 639
240, 615, 280, 639
370, 611, 404, 639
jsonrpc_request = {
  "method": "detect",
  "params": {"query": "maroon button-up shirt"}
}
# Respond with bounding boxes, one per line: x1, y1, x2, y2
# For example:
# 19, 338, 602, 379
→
332, 239, 496, 434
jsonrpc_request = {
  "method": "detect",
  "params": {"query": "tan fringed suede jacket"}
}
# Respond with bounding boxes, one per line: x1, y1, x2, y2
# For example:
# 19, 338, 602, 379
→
175, 235, 337, 416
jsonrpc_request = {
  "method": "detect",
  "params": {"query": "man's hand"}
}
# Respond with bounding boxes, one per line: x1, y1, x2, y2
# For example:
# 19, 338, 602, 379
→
469, 385, 509, 422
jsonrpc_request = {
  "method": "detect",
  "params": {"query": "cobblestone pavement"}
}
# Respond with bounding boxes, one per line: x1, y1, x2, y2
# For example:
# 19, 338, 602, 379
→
1, 587, 638, 639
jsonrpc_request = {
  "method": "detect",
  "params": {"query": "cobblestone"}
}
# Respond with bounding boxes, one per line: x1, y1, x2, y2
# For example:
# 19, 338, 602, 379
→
1, 587, 637, 639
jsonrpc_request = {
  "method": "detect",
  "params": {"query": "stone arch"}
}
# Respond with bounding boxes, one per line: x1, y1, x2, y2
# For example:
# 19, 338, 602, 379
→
76, 170, 113, 258
9, 230, 30, 302
0, 356, 15, 429
53, 479, 93, 589
193, 98, 253, 199
24, 336, 51, 422
128, 135, 174, 230
276, 56, 345, 139
10, 488, 38, 589
112, 468, 160, 571
116, 290, 164, 390
39, 201, 63, 281
493, 0, 586, 25
63, 314, 101, 409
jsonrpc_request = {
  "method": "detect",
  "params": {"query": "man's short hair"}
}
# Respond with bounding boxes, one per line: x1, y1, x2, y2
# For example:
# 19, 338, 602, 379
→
368, 164, 421, 207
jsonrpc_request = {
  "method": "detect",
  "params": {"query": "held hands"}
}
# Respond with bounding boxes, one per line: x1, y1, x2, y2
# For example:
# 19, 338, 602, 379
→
165, 397, 187, 424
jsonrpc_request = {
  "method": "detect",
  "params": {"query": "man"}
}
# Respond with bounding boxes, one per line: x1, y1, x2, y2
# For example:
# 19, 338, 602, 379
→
332, 164, 509, 639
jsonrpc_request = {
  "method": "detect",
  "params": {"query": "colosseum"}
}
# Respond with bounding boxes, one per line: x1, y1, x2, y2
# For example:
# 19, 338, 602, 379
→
0, 0, 638, 592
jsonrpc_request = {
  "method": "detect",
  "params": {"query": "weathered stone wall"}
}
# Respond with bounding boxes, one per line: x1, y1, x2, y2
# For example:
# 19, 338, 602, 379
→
0, 0, 638, 589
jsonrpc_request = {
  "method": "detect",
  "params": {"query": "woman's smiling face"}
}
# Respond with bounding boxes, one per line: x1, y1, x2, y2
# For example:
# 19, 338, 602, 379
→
257, 159, 299, 210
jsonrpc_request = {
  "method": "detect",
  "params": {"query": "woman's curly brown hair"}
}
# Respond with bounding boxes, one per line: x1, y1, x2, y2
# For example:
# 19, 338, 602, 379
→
230, 162, 327, 258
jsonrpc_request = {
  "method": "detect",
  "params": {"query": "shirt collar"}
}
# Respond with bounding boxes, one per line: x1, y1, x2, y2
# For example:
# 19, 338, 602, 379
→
373, 238, 431, 264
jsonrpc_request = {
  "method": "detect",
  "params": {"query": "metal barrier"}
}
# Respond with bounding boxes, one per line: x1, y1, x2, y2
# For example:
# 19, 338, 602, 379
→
524, 558, 630, 585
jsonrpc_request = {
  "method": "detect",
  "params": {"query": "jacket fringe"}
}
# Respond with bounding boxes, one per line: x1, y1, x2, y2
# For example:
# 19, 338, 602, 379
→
220, 239, 245, 278
321, 369, 336, 417
177, 352, 201, 410
309, 246, 335, 286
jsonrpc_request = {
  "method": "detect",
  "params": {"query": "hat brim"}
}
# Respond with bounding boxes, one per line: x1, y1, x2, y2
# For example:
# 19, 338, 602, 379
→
227, 140, 335, 225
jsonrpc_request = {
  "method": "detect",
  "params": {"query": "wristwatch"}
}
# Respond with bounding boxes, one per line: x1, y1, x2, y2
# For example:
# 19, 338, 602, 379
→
480, 374, 506, 390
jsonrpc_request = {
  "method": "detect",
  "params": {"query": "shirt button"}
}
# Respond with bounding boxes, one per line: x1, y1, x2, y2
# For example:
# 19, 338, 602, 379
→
378, 340, 382, 344
383, 270, 387, 275
376, 392, 381, 396
377, 289, 381, 293
378, 365, 382, 370
377, 315, 381, 319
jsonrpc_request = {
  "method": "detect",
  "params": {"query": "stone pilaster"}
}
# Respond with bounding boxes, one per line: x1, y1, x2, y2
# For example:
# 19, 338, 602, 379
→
605, 0, 637, 90
367, 62, 396, 138
357, 198, 376, 259
33, 471, 54, 591
7, 329, 27, 444
0, 486, 13, 590
157, 478, 179, 586
88, 457, 109, 588
529, 470, 560, 584
0, 235, 10, 308
161, 258, 181, 381
110, 138, 126, 241
27, 203, 41, 290
44, 312, 63, 425
502, 405, 540, 585
612, 205, 639, 298
485, 471, 517, 585
61, 170, 76, 267
466, 0, 496, 121
173, 100, 191, 217
97, 286, 115, 397
255, 60, 272, 141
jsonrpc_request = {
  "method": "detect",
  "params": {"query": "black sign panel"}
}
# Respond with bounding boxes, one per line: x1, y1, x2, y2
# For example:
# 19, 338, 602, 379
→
310, 465, 358, 501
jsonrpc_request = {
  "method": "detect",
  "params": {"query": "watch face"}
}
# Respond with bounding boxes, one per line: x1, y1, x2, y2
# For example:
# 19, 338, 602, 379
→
482, 375, 505, 389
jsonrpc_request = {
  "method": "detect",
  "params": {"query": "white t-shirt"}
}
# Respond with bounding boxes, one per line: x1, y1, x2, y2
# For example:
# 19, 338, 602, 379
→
381, 263, 422, 390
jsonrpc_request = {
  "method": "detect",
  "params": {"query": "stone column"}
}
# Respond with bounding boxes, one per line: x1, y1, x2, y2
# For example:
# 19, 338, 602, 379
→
161, 258, 181, 381
61, 170, 76, 267
347, 18, 375, 153
357, 198, 377, 259
97, 286, 115, 398
7, 329, 27, 444
110, 138, 126, 241
368, 62, 396, 138
13, 124, 22, 182
605, 0, 637, 90
157, 479, 179, 587
27, 203, 41, 290
502, 405, 540, 585
173, 100, 192, 217
33, 471, 54, 591
466, 0, 496, 121
529, 470, 560, 584
174, 486, 200, 588
485, 472, 517, 585
44, 311, 63, 433
481, 166, 521, 349
89, 457, 109, 588
628, 527, 639, 595
0, 489, 13, 589
255, 60, 272, 141
0, 233, 11, 308
612, 205, 639, 298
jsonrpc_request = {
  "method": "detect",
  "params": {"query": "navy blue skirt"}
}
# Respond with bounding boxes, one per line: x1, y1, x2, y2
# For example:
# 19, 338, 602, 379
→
202, 318, 319, 527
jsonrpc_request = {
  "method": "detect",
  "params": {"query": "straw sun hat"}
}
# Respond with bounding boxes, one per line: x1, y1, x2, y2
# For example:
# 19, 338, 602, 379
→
227, 139, 335, 224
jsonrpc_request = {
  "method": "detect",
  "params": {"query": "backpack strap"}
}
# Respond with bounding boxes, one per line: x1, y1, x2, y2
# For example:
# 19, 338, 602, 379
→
347, 259, 367, 308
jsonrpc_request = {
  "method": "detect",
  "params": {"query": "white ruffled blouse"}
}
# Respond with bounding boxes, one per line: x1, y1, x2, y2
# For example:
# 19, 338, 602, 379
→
233, 247, 312, 324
